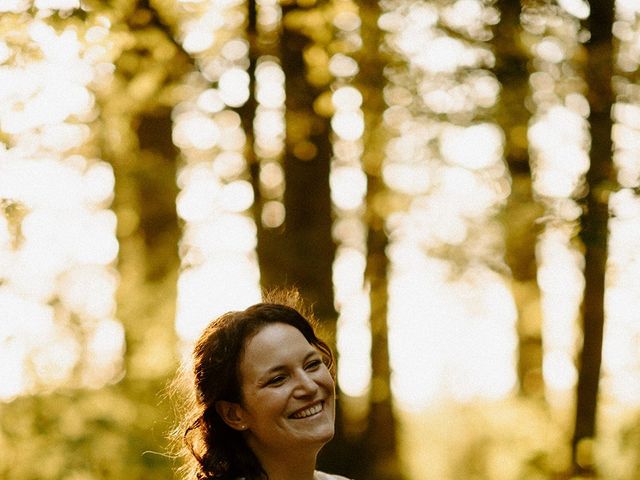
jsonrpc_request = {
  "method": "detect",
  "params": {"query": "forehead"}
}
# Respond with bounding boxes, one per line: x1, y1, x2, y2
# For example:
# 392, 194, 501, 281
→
240, 323, 315, 375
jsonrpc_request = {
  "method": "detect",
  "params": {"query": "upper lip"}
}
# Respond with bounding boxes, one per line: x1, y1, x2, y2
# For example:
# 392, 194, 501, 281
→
288, 400, 324, 418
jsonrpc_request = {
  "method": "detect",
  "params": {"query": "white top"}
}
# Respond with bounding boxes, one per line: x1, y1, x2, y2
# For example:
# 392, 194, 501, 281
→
315, 471, 351, 480
235, 473, 350, 480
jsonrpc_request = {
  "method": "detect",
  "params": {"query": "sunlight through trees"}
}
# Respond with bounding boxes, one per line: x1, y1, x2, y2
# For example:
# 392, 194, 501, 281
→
1, 1, 640, 479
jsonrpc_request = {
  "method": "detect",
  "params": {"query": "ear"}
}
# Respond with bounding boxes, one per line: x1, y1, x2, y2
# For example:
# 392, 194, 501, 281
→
215, 400, 249, 431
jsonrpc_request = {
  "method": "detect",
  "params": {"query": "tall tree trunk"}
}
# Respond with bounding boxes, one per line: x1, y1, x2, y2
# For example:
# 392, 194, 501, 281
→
494, 0, 546, 398
282, 6, 335, 319
103, 6, 191, 378
572, 0, 614, 474
361, 3, 403, 478
256, 3, 336, 323
364, 207, 404, 480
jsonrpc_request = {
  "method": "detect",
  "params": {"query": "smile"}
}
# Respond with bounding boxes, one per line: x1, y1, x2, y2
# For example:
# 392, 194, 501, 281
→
290, 401, 323, 419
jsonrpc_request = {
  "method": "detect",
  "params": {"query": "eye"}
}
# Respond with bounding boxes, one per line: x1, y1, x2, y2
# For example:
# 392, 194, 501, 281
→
267, 374, 286, 386
305, 359, 322, 371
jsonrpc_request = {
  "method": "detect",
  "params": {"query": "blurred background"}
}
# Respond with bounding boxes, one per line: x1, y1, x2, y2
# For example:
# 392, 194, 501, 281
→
1, 0, 639, 479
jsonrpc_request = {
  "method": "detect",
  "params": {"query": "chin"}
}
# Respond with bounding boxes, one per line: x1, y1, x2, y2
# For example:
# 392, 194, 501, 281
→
299, 423, 334, 446
316, 424, 335, 444
323, 429, 335, 443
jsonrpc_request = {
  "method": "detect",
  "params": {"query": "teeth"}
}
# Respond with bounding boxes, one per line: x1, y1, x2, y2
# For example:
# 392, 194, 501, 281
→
291, 402, 322, 419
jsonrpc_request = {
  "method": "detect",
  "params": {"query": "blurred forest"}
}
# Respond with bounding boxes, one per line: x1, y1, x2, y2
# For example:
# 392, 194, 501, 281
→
1, 0, 640, 480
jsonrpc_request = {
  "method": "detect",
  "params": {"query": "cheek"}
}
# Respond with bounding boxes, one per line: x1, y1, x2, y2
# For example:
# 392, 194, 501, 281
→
252, 389, 289, 415
319, 368, 336, 393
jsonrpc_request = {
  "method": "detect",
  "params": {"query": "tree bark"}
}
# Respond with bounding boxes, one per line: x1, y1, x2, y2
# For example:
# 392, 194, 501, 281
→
572, 0, 614, 474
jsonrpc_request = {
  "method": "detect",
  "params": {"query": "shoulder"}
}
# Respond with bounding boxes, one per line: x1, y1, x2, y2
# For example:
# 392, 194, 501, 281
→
315, 471, 352, 480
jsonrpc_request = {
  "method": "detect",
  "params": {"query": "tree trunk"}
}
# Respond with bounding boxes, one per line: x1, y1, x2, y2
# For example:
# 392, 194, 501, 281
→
256, 3, 336, 323
364, 211, 404, 480
361, 3, 403, 478
494, 0, 546, 398
102, 8, 191, 377
572, 0, 614, 474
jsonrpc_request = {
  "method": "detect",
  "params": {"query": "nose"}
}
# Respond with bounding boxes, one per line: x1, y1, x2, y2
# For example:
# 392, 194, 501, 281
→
293, 370, 319, 397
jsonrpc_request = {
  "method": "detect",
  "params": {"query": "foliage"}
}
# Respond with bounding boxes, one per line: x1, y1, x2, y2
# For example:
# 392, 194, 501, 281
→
0, 379, 176, 480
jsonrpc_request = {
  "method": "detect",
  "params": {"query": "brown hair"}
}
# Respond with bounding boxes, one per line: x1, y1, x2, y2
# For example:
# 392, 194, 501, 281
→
171, 290, 334, 480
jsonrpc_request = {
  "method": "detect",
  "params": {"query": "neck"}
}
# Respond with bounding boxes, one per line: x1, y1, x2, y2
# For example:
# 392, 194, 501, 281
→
252, 446, 319, 480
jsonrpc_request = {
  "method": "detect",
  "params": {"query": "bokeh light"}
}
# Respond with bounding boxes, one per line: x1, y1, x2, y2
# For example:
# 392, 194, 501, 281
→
327, 2, 372, 408
522, 2, 588, 406
380, 0, 516, 411
0, 8, 123, 401
1, 2, 639, 480
601, 0, 640, 408
172, 0, 261, 348
255, 57, 286, 228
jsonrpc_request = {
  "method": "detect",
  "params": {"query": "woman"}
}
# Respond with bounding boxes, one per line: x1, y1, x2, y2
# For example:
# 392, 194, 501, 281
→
174, 291, 351, 480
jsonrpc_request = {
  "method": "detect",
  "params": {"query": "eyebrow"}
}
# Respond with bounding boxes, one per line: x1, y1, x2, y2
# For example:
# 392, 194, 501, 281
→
258, 350, 319, 382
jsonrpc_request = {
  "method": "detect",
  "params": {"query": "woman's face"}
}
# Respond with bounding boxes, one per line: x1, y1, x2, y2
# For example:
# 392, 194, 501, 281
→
236, 322, 335, 455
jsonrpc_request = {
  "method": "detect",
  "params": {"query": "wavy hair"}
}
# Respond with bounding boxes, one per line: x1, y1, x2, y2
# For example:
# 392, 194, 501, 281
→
170, 289, 334, 480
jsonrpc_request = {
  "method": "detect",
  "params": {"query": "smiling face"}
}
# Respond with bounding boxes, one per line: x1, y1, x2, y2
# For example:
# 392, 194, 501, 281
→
231, 322, 336, 457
